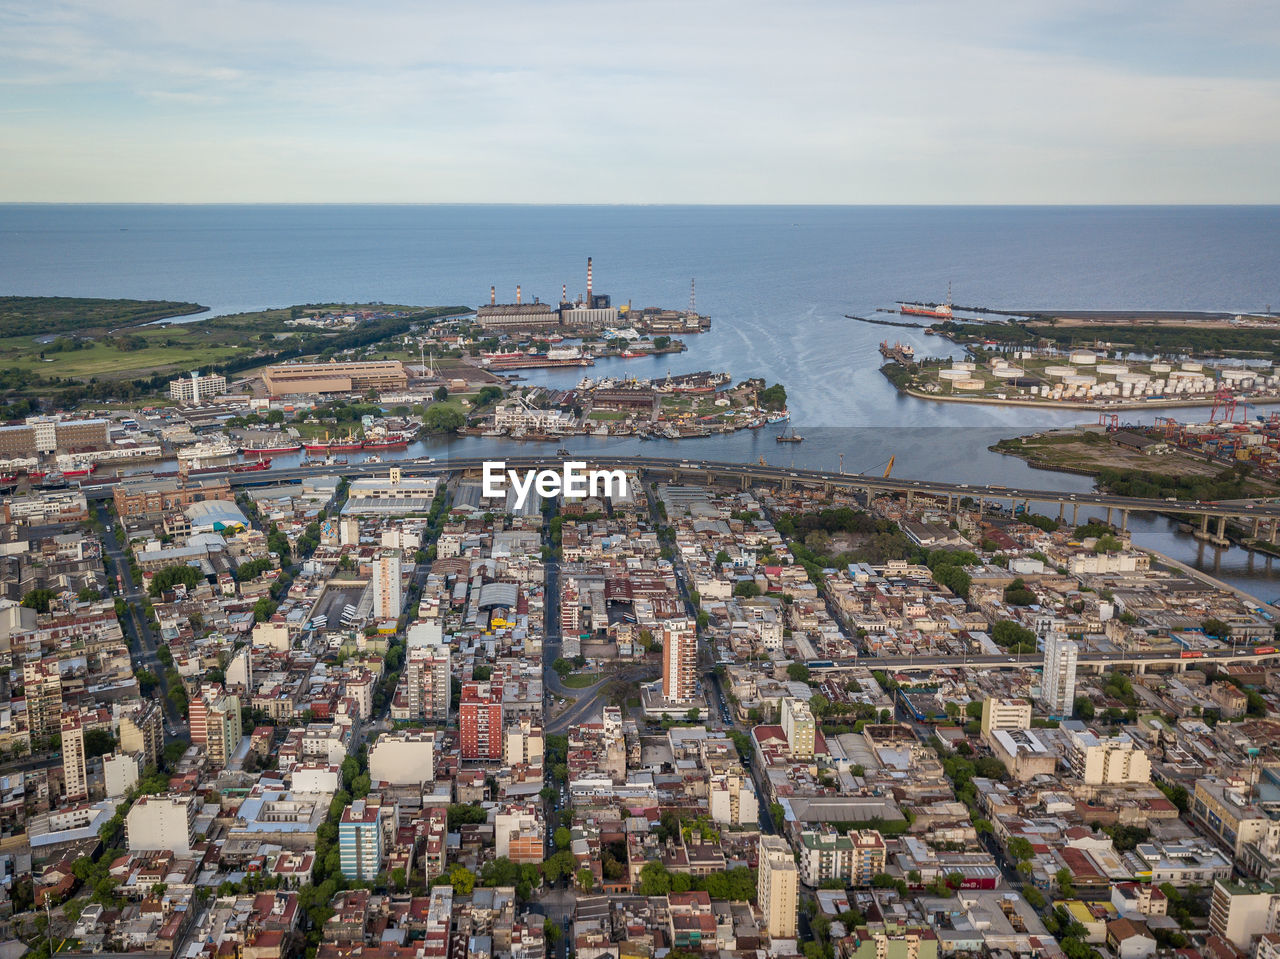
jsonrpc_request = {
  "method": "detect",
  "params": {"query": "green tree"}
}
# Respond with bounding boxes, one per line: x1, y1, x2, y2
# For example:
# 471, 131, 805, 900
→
423, 402, 466, 433
787, 663, 811, 682
576, 867, 595, 892
21, 588, 58, 614
84, 728, 116, 759
1202, 618, 1231, 640
554, 826, 572, 851
638, 860, 671, 895
1073, 696, 1095, 721
1007, 837, 1034, 862
1056, 868, 1075, 897
449, 864, 475, 896
148, 564, 203, 597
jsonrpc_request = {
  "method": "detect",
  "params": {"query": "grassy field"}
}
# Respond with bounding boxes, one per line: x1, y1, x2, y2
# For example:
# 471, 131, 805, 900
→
560, 673, 602, 689
0, 325, 262, 381
994, 430, 1279, 493
0, 302, 452, 385
0, 296, 207, 337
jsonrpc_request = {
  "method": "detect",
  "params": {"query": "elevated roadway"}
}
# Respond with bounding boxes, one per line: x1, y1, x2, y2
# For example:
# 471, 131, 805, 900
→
813, 646, 1280, 676
82, 453, 1280, 535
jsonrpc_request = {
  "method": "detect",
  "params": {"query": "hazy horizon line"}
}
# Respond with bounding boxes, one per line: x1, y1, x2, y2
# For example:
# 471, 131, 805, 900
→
3, 201, 1279, 208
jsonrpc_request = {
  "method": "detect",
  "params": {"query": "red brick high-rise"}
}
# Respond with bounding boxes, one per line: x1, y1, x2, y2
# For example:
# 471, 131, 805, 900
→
459, 681, 503, 760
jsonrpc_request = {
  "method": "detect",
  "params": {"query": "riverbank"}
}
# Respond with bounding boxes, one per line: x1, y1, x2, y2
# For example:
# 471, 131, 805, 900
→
893, 381, 1280, 412
1146, 545, 1274, 609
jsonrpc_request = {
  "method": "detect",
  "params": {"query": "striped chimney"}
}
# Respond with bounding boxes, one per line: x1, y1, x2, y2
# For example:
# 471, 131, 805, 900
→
516, 285, 522, 305
586, 257, 593, 305
490, 286, 495, 306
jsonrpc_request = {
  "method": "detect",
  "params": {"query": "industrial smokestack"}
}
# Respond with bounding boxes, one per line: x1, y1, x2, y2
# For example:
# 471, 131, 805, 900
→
490, 286, 496, 306
586, 257, 593, 307
562, 284, 567, 303
516, 285, 522, 305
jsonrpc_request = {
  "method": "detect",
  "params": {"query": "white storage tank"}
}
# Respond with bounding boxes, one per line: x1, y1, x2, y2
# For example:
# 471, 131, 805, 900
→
992, 366, 1024, 379
1150, 363, 1172, 374
1181, 361, 1203, 373
939, 368, 971, 381
1097, 364, 1128, 377
1069, 350, 1098, 365
1045, 366, 1076, 379
954, 378, 984, 390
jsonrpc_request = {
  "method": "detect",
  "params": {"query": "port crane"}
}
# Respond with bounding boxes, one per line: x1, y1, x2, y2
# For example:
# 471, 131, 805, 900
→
1211, 388, 1243, 424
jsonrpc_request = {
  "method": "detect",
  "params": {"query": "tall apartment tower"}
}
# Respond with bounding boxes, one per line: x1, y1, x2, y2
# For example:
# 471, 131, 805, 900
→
459, 681, 503, 760
189, 684, 242, 768
118, 701, 164, 770
339, 800, 385, 880
661, 619, 698, 702
23, 658, 63, 740
1042, 631, 1078, 716
61, 711, 88, 802
373, 553, 402, 621
406, 647, 451, 721
758, 834, 798, 940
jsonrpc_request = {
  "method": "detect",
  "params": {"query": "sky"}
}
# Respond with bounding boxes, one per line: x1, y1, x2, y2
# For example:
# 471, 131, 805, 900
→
2, 0, 1279, 204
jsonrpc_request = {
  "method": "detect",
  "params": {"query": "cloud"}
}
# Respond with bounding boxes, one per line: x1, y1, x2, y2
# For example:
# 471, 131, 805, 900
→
1, 0, 1278, 201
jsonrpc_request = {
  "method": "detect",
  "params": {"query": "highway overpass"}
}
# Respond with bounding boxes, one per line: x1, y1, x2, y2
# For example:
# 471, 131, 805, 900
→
83, 454, 1280, 542
811, 647, 1280, 676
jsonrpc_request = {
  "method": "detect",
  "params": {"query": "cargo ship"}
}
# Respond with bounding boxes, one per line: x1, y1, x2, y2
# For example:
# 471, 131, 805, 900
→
231, 458, 272, 473
482, 347, 593, 370
899, 284, 953, 320
362, 435, 410, 451
303, 434, 365, 453
899, 302, 953, 319
240, 440, 302, 455
879, 340, 916, 364
177, 441, 237, 463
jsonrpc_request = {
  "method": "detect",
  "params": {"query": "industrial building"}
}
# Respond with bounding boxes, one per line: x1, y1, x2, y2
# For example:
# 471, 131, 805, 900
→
262, 360, 407, 396
0, 417, 110, 459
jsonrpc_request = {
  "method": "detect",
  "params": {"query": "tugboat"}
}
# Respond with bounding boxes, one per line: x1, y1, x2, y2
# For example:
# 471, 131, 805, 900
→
776, 425, 803, 443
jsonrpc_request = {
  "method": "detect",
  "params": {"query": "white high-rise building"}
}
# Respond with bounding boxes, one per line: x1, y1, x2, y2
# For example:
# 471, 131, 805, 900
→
1042, 631, 1078, 716
169, 371, 228, 404
373, 553, 402, 621
405, 647, 451, 720
661, 618, 698, 703
61, 711, 88, 802
126, 794, 198, 856
758, 834, 798, 940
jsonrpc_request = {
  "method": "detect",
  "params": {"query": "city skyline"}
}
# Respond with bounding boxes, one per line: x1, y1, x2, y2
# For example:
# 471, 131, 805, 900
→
3, 0, 1279, 203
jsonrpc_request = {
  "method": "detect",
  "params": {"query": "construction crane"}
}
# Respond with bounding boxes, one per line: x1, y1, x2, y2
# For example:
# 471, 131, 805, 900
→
758, 456, 767, 467
883, 455, 895, 479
